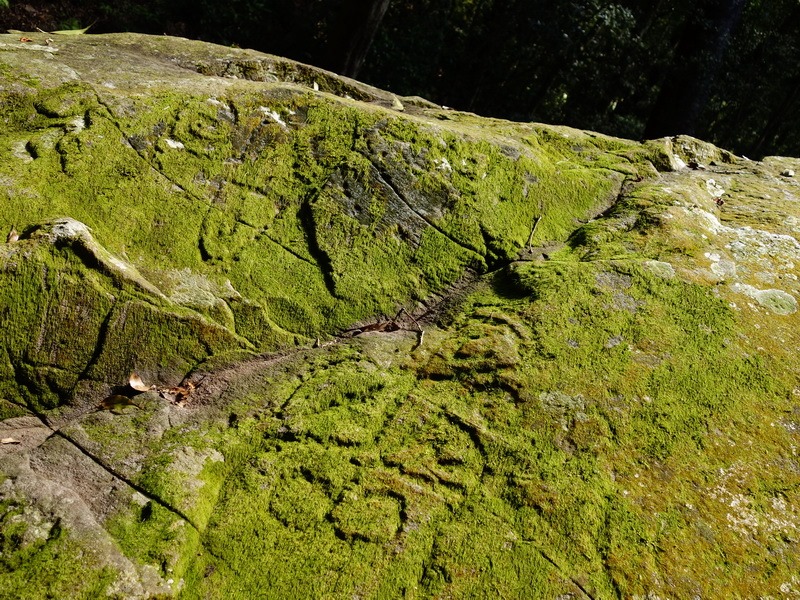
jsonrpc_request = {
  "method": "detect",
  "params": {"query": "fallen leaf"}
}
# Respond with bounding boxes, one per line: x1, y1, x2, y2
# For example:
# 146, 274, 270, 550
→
99, 394, 140, 411
128, 372, 153, 392
49, 23, 94, 35
1, 437, 20, 445
159, 381, 195, 406
19, 37, 32, 42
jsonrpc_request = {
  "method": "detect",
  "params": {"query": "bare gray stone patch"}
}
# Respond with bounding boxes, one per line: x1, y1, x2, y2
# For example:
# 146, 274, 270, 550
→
731, 283, 798, 315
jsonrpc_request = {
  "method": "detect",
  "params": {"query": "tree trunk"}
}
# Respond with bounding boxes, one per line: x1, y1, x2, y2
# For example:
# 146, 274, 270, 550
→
328, 0, 391, 79
644, 0, 746, 139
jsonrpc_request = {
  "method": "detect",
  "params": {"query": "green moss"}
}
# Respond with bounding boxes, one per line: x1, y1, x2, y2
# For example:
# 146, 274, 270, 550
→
0, 398, 27, 420
2, 34, 800, 598
129, 430, 229, 530
374, 119, 629, 263
331, 490, 401, 543
0, 62, 39, 88
269, 476, 333, 530
86, 299, 241, 383
0, 232, 250, 414
179, 241, 797, 596
228, 298, 299, 348
0, 244, 113, 409
14, 364, 77, 410
33, 82, 97, 119
107, 500, 199, 585
0, 71, 650, 392
0, 500, 117, 599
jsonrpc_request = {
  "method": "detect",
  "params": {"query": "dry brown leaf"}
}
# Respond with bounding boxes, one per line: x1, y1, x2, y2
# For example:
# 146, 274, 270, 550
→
160, 381, 195, 406
167, 387, 186, 401
128, 372, 153, 392
1, 437, 20, 445
19, 37, 33, 42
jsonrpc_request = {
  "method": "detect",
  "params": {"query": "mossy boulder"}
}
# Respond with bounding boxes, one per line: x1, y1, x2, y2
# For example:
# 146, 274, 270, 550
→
1, 32, 800, 599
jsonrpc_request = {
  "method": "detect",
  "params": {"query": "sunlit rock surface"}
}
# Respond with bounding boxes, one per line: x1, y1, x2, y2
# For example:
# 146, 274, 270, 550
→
1, 32, 800, 599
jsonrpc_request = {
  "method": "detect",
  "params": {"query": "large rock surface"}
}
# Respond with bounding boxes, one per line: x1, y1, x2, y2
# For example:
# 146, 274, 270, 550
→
1, 32, 800, 599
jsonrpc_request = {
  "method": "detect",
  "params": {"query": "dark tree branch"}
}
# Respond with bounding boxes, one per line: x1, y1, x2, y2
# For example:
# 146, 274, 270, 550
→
328, 0, 391, 79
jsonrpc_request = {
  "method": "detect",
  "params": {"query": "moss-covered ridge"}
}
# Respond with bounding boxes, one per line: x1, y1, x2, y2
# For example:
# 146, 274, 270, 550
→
1, 32, 800, 599
0, 32, 648, 409
0, 218, 244, 418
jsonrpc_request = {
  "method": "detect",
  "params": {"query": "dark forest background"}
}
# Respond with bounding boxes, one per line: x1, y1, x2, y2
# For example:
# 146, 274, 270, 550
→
2, 0, 799, 158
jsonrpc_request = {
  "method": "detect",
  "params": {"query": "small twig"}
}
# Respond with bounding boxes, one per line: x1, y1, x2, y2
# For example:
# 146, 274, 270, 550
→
397, 307, 422, 332
526, 215, 542, 251
413, 329, 425, 350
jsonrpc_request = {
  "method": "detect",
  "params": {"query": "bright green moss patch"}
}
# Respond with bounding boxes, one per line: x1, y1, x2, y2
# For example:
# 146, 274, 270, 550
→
33, 82, 97, 119
269, 475, 334, 530
171, 249, 799, 598
0, 65, 652, 415
332, 491, 401, 543
373, 118, 630, 263
107, 499, 199, 585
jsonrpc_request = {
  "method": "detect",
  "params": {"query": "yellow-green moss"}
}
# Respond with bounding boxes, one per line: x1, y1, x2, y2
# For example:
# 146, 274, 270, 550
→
161, 251, 799, 599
